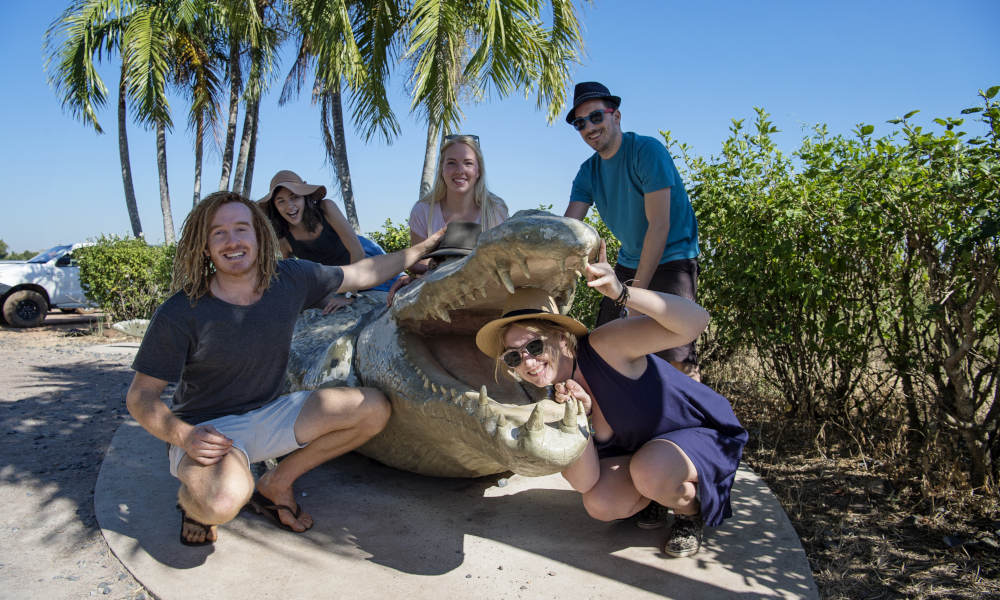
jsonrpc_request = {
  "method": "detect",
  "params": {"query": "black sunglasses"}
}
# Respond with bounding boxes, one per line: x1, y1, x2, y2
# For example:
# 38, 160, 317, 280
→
501, 338, 545, 368
570, 108, 615, 131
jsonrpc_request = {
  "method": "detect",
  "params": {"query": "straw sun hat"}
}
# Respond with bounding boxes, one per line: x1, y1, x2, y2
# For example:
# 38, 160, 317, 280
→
258, 170, 326, 207
475, 287, 588, 358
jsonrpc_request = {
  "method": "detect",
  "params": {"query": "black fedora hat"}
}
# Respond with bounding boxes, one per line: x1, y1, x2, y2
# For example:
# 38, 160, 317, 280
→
564, 81, 621, 124
423, 221, 481, 260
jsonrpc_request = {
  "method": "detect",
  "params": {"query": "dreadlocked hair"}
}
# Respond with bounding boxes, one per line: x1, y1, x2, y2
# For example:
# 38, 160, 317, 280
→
172, 191, 280, 302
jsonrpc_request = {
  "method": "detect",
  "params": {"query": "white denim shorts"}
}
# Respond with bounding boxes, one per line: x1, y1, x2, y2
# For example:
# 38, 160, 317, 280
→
168, 390, 312, 478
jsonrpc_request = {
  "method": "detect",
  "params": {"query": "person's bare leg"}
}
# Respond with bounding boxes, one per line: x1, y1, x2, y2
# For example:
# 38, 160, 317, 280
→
255, 387, 390, 531
175, 448, 255, 544
579, 455, 649, 521
629, 439, 699, 515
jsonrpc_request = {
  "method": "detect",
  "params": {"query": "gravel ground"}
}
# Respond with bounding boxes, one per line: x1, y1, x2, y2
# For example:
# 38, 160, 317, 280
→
0, 314, 149, 599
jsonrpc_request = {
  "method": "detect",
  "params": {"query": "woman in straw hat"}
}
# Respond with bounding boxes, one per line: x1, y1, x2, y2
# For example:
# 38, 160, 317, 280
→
260, 170, 366, 312
475, 242, 747, 558
407, 135, 508, 276
260, 170, 364, 266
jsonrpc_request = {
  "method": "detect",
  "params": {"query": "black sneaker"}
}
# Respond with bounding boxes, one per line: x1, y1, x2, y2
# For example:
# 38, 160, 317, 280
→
635, 501, 670, 530
663, 513, 703, 558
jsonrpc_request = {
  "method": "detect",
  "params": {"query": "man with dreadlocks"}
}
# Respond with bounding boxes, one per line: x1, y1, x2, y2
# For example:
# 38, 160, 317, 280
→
126, 191, 444, 546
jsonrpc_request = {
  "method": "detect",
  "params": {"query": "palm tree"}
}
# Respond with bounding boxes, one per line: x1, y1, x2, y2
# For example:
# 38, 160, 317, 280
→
215, 0, 279, 195
167, 0, 226, 206
45, 0, 143, 238
121, 1, 178, 243
404, 0, 585, 198
280, 0, 402, 230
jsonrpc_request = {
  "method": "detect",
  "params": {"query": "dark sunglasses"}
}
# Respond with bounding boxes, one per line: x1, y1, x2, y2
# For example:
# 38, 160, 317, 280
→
570, 108, 615, 131
501, 338, 545, 368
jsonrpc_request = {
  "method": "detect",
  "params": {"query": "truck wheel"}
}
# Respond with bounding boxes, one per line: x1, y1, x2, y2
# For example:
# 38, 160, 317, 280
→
2, 290, 49, 327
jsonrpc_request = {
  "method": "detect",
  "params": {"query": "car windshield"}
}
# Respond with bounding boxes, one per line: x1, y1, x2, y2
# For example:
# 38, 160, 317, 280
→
27, 245, 72, 264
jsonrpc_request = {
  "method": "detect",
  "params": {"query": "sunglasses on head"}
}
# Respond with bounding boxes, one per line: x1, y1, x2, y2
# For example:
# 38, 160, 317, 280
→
443, 134, 480, 146
501, 338, 545, 368
570, 108, 615, 131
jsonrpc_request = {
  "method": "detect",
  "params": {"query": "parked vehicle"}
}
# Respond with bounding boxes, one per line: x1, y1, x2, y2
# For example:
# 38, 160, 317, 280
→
0, 243, 96, 327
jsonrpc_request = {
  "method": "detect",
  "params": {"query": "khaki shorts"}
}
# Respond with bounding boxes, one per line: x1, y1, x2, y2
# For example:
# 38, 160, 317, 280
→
168, 390, 312, 478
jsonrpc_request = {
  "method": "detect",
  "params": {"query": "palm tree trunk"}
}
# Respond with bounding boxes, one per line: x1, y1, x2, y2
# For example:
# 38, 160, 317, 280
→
241, 98, 260, 199
419, 120, 441, 200
321, 85, 359, 231
118, 66, 143, 238
218, 42, 241, 191
232, 97, 255, 193
192, 112, 204, 207
156, 121, 175, 244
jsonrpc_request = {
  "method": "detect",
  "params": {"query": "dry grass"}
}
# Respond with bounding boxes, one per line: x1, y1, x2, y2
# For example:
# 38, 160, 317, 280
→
706, 356, 1000, 600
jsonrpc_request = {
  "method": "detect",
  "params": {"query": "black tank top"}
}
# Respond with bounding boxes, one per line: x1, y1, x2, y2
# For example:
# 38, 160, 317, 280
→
285, 218, 352, 266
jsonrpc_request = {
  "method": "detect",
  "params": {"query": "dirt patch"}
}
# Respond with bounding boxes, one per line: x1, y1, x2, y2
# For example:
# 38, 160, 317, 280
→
732, 395, 1000, 599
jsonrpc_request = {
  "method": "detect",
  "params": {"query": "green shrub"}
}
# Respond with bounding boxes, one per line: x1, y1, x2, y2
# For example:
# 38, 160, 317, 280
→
367, 218, 410, 253
666, 88, 999, 490
76, 235, 175, 322
568, 213, 620, 328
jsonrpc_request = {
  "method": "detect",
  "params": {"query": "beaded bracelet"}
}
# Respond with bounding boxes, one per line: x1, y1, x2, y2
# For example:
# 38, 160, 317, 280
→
613, 284, 629, 318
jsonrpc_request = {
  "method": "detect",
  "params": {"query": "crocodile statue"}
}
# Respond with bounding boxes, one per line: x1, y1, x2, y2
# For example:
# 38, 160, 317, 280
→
283, 210, 601, 478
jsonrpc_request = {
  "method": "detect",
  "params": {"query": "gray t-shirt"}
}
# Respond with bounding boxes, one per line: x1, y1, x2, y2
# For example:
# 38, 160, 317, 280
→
132, 259, 343, 423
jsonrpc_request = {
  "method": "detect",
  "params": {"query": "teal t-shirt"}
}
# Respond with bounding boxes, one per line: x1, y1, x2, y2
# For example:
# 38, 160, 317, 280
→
569, 132, 699, 268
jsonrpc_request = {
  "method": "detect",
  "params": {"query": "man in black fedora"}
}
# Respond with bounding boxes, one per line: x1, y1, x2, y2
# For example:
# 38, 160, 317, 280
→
563, 81, 701, 380
562, 81, 702, 532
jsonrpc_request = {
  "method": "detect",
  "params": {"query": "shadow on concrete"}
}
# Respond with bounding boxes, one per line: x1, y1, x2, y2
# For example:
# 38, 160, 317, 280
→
0, 351, 134, 551
97, 423, 817, 599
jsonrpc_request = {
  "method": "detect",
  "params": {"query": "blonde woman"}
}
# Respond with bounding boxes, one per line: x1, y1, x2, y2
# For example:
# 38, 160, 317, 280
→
407, 135, 508, 275
474, 242, 747, 558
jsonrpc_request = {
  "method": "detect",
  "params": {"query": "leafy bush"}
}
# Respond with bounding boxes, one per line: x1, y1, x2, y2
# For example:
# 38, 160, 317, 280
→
568, 213, 620, 328
367, 218, 411, 253
666, 87, 999, 490
75, 235, 175, 322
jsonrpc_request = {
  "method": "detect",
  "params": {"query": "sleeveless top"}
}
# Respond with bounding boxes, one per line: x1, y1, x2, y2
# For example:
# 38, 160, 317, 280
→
576, 335, 748, 527
285, 217, 351, 266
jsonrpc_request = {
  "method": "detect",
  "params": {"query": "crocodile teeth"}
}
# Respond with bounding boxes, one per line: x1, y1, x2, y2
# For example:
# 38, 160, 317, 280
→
573, 269, 583, 280
434, 305, 451, 323
524, 403, 545, 432
421, 374, 430, 390
478, 385, 488, 406
495, 266, 516, 294
513, 251, 531, 279
560, 401, 577, 432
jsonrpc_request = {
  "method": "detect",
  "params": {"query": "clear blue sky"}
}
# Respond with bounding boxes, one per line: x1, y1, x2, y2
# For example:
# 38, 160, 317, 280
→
1, 1, 997, 252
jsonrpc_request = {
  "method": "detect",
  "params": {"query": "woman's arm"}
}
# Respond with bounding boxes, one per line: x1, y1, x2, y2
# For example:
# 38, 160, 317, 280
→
320, 198, 364, 263
278, 237, 294, 259
586, 240, 709, 376
407, 228, 431, 275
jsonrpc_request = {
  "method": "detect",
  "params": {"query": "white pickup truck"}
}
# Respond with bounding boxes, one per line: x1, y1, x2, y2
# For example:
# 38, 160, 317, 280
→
0, 243, 96, 327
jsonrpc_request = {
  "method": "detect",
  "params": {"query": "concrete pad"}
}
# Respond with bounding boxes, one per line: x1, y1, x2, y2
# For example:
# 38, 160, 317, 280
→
96, 423, 817, 599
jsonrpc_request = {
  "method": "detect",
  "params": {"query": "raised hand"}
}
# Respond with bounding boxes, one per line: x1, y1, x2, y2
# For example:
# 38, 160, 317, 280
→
553, 378, 593, 417
584, 239, 624, 300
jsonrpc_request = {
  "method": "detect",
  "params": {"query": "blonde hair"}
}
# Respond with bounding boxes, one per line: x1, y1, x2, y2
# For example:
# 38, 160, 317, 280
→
172, 191, 280, 302
419, 135, 507, 237
493, 319, 579, 382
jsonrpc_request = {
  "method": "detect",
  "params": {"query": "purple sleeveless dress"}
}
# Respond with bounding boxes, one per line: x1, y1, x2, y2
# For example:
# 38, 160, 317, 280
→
577, 335, 748, 527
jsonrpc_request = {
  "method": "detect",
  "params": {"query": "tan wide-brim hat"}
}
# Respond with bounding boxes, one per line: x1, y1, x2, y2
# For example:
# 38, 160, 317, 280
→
258, 170, 326, 207
475, 287, 588, 358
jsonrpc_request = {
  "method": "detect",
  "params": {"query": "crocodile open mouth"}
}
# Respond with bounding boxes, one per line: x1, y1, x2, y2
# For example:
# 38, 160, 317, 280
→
288, 211, 601, 477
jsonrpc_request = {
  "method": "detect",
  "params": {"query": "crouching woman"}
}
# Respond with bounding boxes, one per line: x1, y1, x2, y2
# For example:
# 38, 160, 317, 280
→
474, 242, 747, 557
